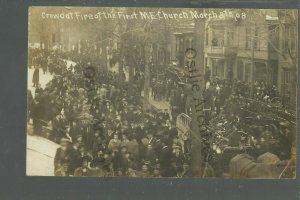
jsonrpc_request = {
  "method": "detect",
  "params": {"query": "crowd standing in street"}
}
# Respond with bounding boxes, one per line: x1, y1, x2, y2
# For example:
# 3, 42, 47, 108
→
28, 48, 294, 178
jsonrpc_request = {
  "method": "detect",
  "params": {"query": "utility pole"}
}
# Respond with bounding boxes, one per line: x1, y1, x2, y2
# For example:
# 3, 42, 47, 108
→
189, 12, 206, 177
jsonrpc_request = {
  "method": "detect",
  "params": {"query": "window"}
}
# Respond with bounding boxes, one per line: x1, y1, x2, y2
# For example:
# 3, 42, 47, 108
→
212, 58, 224, 78
191, 38, 194, 49
245, 28, 251, 49
212, 59, 217, 76
180, 38, 184, 52
253, 27, 260, 50
175, 37, 184, 53
205, 30, 209, 46
185, 37, 193, 50
244, 63, 251, 83
227, 31, 234, 46
237, 60, 244, 80
283, 25, 296, 52
281, 69, 291, 95
269, 61, 278, 85
255, 62, 267, 81
185, 39, 189, 49
212, 29, 224, 47
176, 37, 179, 52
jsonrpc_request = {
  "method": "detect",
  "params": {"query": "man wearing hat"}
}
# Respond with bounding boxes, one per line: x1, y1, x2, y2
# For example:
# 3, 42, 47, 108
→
74, 155, 93, 176
52, 109, 68, 143
77, 142, 93, 163
108, 134, 121, 151
119, 145, 130, 173
54, 137, 75, 176
138, 163, 151, 178
171, 144, 185, 171
30, 96, 44, 136
143, 144, 157, 166
152, 164, 162, 178
32, 65, 40, 87
91, 149, 105, 169
158, 140, 176, 177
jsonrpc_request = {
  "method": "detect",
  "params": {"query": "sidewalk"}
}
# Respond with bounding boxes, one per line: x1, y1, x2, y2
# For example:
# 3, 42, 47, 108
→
147, 94, 173, 120
148, 95, 170, 111
26, 134, 59, 176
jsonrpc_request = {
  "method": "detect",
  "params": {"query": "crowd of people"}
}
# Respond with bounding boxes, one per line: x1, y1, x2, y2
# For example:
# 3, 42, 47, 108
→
28, 48, 194, 177
27, 46, 294, 178
198, 73, 294, 176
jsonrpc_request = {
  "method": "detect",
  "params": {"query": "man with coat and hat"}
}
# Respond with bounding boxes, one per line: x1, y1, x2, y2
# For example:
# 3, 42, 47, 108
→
74, 155, 93, 176
32, 65, 40, 87
54, 138, 76, 176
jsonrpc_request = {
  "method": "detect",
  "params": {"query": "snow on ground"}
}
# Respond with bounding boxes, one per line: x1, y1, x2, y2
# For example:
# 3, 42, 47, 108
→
27, 59, 77, 98
27, 60, 76, 176
26, 59, 171, 176
27, 68, 53, 98
26, 135, 59, 176
63, 59, 77, 70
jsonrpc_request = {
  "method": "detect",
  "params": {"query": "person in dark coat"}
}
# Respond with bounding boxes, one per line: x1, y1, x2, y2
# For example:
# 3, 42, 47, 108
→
30, 97, 45, 136
159, 141, 176, 177
227, 68, 233, 80
54, 138, 76, 176
171, 145, 185, 170
52, 109, 68, 142
74, 155, 93, 176
91, 149, 105, 169
143, 144, 157, 166
32, 65, 40, 87
204, 66, 211, 82
35, 84, 43, 96
27, 89, 34, 123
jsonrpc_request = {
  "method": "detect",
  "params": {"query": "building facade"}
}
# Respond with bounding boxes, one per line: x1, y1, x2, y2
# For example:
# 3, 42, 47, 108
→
203, 10, 297, 96
171, 10, 297, 96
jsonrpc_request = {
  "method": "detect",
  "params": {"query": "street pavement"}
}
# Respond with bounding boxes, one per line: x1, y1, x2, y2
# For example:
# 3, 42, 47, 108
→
148, 95, 170, 113
26, 60, 75, 176
26, 134, 59, 176
148, 95, 173, 120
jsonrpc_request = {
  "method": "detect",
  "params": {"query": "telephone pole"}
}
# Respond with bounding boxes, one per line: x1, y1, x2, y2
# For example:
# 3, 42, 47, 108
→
189, 12, 206, 177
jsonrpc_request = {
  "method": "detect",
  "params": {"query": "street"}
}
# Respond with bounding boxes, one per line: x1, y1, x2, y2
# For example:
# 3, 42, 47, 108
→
26, 134, 59, 176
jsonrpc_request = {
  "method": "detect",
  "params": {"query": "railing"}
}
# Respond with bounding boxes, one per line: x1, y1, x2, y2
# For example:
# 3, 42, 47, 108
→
176, 113, 192, 153
176, 113, 192, 135
205, 46, 238, 56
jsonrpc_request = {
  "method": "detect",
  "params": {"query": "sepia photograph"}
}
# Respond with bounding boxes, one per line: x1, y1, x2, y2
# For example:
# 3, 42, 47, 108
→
26, 7, 297, 178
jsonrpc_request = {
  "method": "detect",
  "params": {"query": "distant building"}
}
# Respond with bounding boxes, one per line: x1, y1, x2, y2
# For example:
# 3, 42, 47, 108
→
171, 9, 297, 96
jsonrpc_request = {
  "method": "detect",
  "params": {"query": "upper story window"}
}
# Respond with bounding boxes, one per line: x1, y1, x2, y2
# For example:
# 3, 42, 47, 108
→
185, 38, 190, 49
205, 30, 209, 46
245, 27, 252, 49
176, 36, 184, 53
245, 26, 260, 50
283, 24, 296, 53
253, 27, 260, 50
227, 31, 234, 46
211, 29, 224, 47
